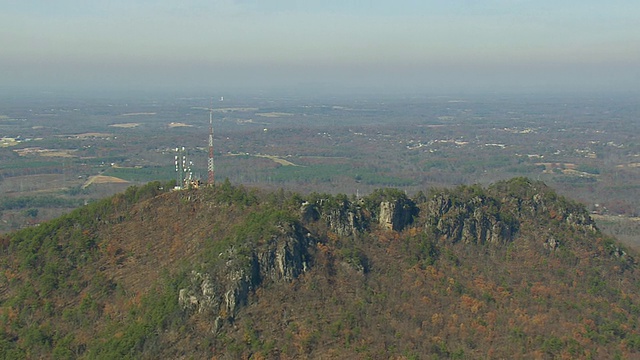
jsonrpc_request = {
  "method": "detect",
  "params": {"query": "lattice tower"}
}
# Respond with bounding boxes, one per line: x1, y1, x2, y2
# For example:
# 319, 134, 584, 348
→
207, 107, 215, 186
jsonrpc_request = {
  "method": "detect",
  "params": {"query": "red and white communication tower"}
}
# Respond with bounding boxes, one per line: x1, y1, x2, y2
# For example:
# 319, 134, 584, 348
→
207, 104, 215, 186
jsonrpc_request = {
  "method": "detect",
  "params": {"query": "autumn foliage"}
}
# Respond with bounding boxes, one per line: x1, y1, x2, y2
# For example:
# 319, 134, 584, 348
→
0, 178, 639, 359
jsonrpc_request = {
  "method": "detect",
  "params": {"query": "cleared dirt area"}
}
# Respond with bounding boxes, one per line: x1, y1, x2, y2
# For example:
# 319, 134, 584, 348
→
1, 138, 19, 147
83, 175, 129, 188
120, 112, 156, 116
617, 163, 640, 169
168, 122, 192, 128
109, 123, 141, 128
227, 153, 300, 166
14, 147, 77, 157
258, 154, 299, 166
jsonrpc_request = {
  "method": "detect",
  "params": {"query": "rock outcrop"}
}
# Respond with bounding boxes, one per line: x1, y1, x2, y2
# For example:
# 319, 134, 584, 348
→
179, 220, 313, 329
494, 177, 597, 233
423, 177, 602, 246
544, 237, 560, 251
256, 222, 311, 282
178, 271, 216, 314
425, 193, 517, 245
180, 178, 604, 333
322, 206, 366, 237
304, 196, 368, 237
307, 191, 418, 235
526, 193, 597, 232
379, 198, 417, 232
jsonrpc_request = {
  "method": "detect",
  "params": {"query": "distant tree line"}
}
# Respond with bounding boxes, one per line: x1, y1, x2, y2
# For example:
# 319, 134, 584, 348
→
0, 195, 84, 211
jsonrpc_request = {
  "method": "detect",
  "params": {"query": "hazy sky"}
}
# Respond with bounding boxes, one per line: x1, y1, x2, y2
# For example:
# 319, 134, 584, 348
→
2, 0, 639, 94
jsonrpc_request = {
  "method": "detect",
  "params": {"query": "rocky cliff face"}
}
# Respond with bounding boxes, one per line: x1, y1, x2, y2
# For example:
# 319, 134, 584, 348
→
179, 220, 313, 330
423, 179, 601, 246
179, 179, 603, 333
379, 198, 417, 232
318, 204, 366, 237
307, 192, 418, 236
256, 222, 311, 282
178, 193, 422, 332
530, 193, 597, 231
493, 178, 598, 233
425, 193, 516, 245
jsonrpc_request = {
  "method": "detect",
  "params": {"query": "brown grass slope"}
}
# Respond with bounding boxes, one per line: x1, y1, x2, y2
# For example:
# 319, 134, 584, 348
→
1, 178, 639, 359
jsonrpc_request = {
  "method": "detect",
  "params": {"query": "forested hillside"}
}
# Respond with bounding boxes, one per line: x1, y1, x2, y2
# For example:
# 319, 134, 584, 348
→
1, 178, 639, 359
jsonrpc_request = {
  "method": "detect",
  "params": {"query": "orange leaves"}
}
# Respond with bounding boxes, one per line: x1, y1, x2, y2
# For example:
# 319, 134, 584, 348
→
485, 310, 497, 326
2, 306, 17, 322
3, 269, 17, 282
530, 282, 555, 299
218, 307, 228, 319
316, 242, 332, 255
377, 230, 401, 244
103, 241, 119, 258
431, 313, 445, 328
250, 353, 267, 360
410, 275, 425, 288
326, 231, 339, 244
582, 318, 596, 333
169, 234, 183, 256
495, 286, 512, 301
125, 291, 143, 308
102, 301, 119, 319
473, 275, 508, 302
460, 294, 484, 314
315, 242, 335, 273
421, 266, 444, 288
512, 308, 531, 325
473, 276, 489, 292
530, 313, 549, 327
406, 227, 420, 237
445, 277, 456, 295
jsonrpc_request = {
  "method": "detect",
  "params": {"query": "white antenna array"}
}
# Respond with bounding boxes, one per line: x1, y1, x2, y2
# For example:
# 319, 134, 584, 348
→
174, 146, 190, 189
207, 99, 215, 186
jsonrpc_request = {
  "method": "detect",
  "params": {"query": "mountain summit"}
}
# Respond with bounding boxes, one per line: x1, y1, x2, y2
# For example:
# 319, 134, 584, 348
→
1, 178, 639, 359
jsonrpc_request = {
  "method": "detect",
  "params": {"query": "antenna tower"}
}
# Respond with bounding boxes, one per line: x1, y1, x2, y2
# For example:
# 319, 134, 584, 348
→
207, 101, 215, 186
175, 146, 187, 189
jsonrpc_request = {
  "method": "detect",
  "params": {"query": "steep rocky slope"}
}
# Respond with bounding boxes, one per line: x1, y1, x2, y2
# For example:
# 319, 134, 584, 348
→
0, 178, 638, 359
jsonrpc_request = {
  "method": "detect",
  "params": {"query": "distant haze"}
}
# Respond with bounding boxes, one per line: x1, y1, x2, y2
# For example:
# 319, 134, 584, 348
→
2, 1, 639, 95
